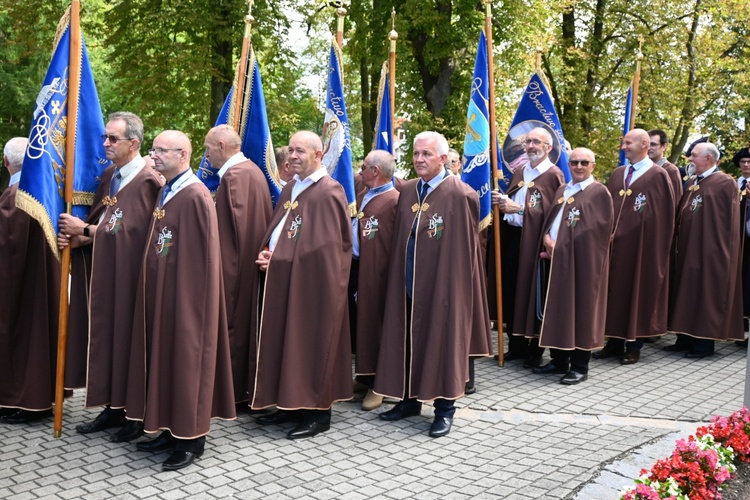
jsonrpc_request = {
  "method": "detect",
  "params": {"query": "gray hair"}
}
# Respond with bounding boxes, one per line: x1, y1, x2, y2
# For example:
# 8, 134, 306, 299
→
701, 142, 721, 163
109, 111, 144, 144
365, 149, 396, 179
413, 131, 449, 155
3, 137, 28, 170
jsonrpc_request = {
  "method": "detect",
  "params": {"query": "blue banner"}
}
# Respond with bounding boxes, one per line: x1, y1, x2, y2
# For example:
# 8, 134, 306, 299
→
321, 39, 356, 216
618, 84, 633, 167
17, 9, 109, 255
502, 72, 571, 182
461, 30, 494, 230
373, 62, 393, 155
196, 49, 282, 205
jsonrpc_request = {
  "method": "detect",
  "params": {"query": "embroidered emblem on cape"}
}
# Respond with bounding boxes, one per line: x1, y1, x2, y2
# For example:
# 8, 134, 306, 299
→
283, 200, 299, 211
362, 216, 379, 240
153, 207, 165, 220
411, 202, 429, 213
528, 190, 542, 211
105, 208, 124, 234
690, 194, 703, 212
567, 207, 581, 228
427, 213, 445, 240
618, 188, 633, 197
102, 195, 117, 207
287, 214, 302, 240
633, 193, 647, 213
154, 226, 173, 258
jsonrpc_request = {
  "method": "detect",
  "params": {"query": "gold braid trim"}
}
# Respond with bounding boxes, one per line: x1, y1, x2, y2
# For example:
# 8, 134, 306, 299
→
15, 190, 61, 261
53, 7, 71, 53
478, 213, 492, 232
73, 191, 95, 207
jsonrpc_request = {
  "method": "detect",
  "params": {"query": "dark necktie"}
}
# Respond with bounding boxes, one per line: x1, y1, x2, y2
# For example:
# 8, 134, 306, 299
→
624, 165, 635, 190
405, 181, 431, 298
743, 179, 750, 223
160, 184, 171, 208
109, 169, 122, 197
742, 179, 747, 192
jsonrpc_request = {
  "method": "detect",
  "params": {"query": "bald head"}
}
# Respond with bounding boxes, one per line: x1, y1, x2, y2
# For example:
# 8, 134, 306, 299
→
621, 128, 650, 164
568, 147, 596, 184
150, 130, 192, 181
3, 137, 28, 176
288, 131, 324, 180
204, 124, 242, 169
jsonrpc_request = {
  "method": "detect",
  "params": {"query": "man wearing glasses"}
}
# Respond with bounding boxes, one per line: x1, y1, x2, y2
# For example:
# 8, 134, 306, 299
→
647, 129, 682, 207
58, 112, 162, 440
446, 148, 462, 175
493, 127, 564, 369
127, 130, 235, 470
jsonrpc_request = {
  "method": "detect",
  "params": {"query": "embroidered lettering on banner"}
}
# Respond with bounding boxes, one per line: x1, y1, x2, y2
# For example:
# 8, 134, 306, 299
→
362, 216, 379, 240
633, 193, 647, 213
567, 207, 580, 228
105, 208, 123, 233
287, 214, 302, 240
154, 226, 173, 258
427, 213, 445, 240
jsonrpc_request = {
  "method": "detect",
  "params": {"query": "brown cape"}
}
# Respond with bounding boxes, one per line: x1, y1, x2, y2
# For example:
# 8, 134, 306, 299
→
250, 175, 353, 410
506, 164, 565, 337
669, 172, 744, 340
662, 160, 683, 208
0, 184, 60, 410
215, 160, 272, 404
64, 167, 110, 389
126, 180, 236, 438
539, 182, 613, 350
85, 167, 163, 408
606, 165, 675, 340
373, 175, 491, 402
354, 187, 399, 375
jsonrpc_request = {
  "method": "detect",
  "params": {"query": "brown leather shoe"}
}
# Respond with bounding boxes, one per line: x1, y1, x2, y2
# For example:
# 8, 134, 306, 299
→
593, 342, 623, 360
620, 350, 640, 365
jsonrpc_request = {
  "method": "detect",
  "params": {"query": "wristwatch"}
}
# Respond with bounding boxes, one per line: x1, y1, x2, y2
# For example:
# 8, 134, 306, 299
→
83, 225, 91, 237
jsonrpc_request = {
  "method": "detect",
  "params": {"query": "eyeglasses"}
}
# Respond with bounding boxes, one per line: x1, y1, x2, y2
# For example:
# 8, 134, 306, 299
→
569, 160, 593, 167
451, 159, 461, 164
102, 134, 134, 144
523, 138, 551, 147
148, 148, 183, 156
649, 142, 663, 148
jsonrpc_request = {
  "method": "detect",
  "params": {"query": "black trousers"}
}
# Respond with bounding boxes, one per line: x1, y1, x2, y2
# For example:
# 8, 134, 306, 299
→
550, 349, 591, 374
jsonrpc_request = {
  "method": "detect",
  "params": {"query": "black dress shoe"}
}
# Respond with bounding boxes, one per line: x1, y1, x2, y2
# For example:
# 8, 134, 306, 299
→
137, 432, 175, 453
286, 421, 330, 439
1, 409, 52, 424
592, 342, 622, 360
685, 350, 714, 359
428, 417, 453, 438
162, 450, 203, 471
379, 402, 422, 421
532, 363, 568, 375
494, 351, 527, 362
256, 410, 302, 426
0, 407, 17, 418
76, 407, 126, 434
735, 339, 748, 348
523, 356, 542, 369
560, 370, 588, 385
620, 350, 640, 365
464, 385, 476, 395
109, 420, 144, 443
663, 343, 689, 352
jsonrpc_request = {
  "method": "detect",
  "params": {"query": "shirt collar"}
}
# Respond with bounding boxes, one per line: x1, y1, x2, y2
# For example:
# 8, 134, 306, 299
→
117, 154, 146, 180
420, 168, 449, 190
568, 175, 595, 191
528, 157, 554, 175
217, 152, 247, 179
166, 168, 193, 190
698, 166, 718, 178
630, 156, 651, 171
293, 166, 328, 185
9, 171, 21, 186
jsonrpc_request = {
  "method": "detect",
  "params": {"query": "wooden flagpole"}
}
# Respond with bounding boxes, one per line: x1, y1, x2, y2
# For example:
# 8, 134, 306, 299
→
484, 0, 504, 367
54, 0, 82, 437
388, 9, 397, 134
232, 0, 254, 131
629, 38, 643, 130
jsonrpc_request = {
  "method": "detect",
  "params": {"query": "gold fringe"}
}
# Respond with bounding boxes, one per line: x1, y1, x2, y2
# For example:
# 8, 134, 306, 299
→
372, 62, 388, 150
72, 191, 95, 207
478, 213, 492, 232
348, 201, 357, 218
52, 7, 71, 55
15, 190, 61, 261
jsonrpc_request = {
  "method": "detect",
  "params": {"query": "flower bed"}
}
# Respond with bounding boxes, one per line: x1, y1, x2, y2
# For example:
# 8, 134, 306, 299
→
620, 407, 750, 500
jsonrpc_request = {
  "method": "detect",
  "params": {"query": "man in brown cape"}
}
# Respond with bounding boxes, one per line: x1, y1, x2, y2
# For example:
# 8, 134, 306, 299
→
126, 130, 235, 471
667, 141, 744, 356
352, 149, 400, 411
494, 127, 565, 368
0, 137, 60, 424
374, 131, 491, 438
735, 147, 750, 345
203, 125, 272, 407
252, 131, 352, 439
535, 148, 613, 384
595, 128, 675, 365
648, 129, 683, 207
58, 112, 163, 441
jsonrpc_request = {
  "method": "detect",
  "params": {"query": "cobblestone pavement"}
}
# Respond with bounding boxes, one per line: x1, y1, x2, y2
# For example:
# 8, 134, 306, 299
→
0, 333, 745, 499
